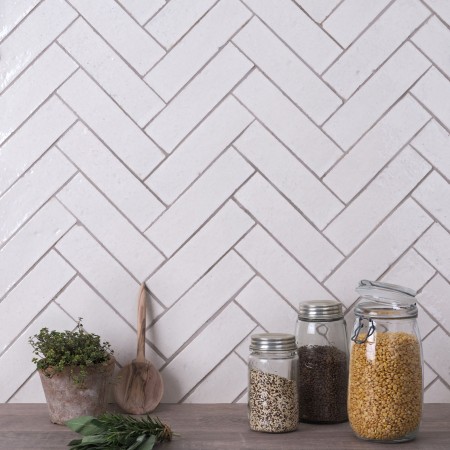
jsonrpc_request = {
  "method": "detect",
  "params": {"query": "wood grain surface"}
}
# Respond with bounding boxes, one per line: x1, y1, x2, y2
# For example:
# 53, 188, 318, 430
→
0, 403, 449, 449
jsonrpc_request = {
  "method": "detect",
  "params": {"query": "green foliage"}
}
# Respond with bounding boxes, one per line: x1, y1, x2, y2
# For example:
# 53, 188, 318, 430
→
66, 413, 174, 449
29, 318, 113, 387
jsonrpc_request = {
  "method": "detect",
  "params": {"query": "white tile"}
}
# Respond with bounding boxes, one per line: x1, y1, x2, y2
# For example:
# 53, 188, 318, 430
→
413, 121, 450, 180
0, 199, 75, 298
8, 372, 45, 403
323, 0, 390, 48
146, 149, 253, 256
413, 67, 450, 131
235, 174, 343, 280
235, 326, 264, 362
325, 147, 431, 254
57, 123, 164, 231
150, 251, 254, 358
323, 0, 429, 98
0, 303, 74, 402
325, 200, 433, 306
148, 201, 254, 307
58, 18, 164, 127
418, 275, 450, 334
233, 18, 341, 125
235, 71, 342, 177
324, 96, 430, 203
145, 44, 252, 152
117, 0, 165, 25
184, 353, 247, 403
56, 226, 165, 328
424, 0, 450, 26
146, 97, 253, 204
161, 302, 255, 402
57, 175, 164, 281
58, 70, 163, 179
424, 363, 438, 389
234, 122, 343, 229
55, 277, 164, 368
414, 171, 450, 230
146, 0, 215, 48
323, 43, 430, 150
243, 0, 341, 73
422, 327, 450, 385
415, 224, 450, 281
295, 0, 339, 23
425, 379, 450, 403
0, 44, 77, 145
0, 148, 76, 244
237, 226, 334, 307
67, 0, 164, 75
0, 0, 76, 92
417, 303, 438, 339
381, 249, 436, 293
0, 97, 76, 196
0, 251, 75, 353
236, 277, 297, 334
145, 0, 251, 101
413, 16, 450, 77
0, 0, 40, 42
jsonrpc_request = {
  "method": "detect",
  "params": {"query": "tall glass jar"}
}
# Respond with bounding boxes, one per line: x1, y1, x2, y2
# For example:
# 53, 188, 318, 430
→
248, 333, 298, 433
348, 280, 423, 443
295, 300, 348, 423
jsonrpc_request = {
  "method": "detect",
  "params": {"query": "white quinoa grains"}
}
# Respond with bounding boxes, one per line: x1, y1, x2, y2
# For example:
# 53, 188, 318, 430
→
348, 331, 422, 441
249, 369, 299, 433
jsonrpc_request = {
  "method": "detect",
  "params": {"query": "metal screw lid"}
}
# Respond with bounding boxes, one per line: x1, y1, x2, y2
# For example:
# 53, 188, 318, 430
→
250, 333, 297, 352
297, 300, 344, 322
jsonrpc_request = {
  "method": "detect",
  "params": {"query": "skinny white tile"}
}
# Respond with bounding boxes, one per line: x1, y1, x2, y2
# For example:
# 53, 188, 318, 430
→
145, 44, 253, 152
57, 175, 164, 281
146, 149, 253, 256
148, 201, 254, 306
0, 199, 75, 298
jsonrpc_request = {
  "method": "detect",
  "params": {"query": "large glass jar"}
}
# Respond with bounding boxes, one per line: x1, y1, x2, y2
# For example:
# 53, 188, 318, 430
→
348, 280, 423, 443
248, 333, 298, 433
295, 300, 348, 423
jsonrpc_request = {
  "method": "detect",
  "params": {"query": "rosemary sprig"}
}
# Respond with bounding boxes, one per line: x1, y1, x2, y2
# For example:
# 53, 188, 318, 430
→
66, 413, 174, 450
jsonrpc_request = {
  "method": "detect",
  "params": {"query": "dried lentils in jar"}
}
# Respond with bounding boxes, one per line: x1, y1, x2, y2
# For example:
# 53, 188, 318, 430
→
248, 333, 299, 433
349, 280, 424, 443
348, 331, 422, 441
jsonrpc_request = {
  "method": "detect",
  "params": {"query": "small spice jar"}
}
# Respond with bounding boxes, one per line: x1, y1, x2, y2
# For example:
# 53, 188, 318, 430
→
348, 280, 423, 443
295, 300, 349, 423
248, 333, 298, 433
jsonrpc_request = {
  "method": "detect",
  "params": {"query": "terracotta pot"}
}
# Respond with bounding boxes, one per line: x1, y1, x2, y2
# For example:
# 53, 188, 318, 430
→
39, 356, 115, 424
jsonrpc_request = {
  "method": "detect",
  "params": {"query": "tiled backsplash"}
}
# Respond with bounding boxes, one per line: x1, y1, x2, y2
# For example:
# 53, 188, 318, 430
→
1, 0, 450, 403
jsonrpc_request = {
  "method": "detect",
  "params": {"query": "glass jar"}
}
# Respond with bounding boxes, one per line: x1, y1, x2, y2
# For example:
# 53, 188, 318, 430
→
248, 333, 298, 433
348, 280, 423, 443
295, 300, 348, 423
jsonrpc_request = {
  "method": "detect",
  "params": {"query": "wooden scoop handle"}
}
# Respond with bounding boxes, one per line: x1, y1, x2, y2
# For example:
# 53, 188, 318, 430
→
136, 283, 146, 363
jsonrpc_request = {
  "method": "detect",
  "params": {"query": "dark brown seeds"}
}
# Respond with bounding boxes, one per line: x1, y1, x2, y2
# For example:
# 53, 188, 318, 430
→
297, 345, 348, 423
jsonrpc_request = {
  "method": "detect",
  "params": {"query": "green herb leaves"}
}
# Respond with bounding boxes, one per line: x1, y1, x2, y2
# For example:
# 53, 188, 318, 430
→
66, 413, 173, 450
29, 318, 113, 387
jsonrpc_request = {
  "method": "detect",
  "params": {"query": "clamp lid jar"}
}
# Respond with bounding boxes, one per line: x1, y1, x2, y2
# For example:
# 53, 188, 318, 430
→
348, 280, 423, 443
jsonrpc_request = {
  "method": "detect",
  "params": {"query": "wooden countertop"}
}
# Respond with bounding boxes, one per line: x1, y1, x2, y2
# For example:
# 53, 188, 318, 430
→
0, 403, 449, 449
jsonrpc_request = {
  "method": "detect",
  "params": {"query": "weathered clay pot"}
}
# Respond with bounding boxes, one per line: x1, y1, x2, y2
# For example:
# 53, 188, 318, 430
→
39, 356, 115, 424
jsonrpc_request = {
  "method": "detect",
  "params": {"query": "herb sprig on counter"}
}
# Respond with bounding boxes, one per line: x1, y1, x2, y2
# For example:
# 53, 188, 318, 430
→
66, 413, 174, 449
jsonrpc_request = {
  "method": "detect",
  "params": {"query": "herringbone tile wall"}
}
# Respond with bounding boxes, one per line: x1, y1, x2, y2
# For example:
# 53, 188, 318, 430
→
1, 0, 449, 404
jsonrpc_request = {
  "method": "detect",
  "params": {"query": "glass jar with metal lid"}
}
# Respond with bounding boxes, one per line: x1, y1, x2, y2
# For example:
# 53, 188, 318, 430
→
348, 280, 423, 443
295, 300, 348, 423
248, 333, 298, 433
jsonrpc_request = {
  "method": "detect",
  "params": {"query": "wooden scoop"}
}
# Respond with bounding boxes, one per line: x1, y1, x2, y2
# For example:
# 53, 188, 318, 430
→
114, 283, 163, 414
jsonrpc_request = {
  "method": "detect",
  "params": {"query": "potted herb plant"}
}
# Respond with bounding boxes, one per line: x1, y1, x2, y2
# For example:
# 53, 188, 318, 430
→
29, 319, 115, 424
